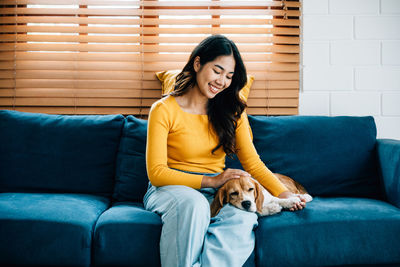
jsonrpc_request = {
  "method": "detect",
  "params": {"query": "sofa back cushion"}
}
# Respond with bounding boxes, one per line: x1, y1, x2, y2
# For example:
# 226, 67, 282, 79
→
113, 115, 149, 202
0, 110, 124, 197
246, 115, 381, 198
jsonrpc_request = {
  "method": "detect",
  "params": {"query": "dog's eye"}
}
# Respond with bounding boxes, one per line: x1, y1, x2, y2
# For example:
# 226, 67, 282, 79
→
248, 188, 254, 192
230, 191, 239, 197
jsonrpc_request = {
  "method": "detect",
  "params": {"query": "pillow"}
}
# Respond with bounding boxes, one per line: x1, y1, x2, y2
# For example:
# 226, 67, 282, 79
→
0, 110, 124, 197
113, 115, 149, 202
156, 70, 254, 102
247, 115, 382, 198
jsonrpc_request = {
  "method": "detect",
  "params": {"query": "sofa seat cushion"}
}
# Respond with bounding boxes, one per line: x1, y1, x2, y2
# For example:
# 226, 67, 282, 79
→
0, 110, 124, 197
0, 193, 110, 267
255, 197, 400, 267
93, 202, 162, 267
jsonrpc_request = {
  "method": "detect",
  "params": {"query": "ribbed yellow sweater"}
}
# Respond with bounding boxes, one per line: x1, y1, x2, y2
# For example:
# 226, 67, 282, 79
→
146, 95, 288, 196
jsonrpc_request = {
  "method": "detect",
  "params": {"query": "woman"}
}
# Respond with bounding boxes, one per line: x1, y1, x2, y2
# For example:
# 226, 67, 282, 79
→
144, 35, 305, 267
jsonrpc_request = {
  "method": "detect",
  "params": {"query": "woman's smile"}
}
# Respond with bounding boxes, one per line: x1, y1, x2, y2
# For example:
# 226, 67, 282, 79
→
209, 84, 222, 94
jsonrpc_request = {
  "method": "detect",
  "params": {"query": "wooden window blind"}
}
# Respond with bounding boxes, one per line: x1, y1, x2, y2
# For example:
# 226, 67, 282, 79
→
0, 0, 300, 116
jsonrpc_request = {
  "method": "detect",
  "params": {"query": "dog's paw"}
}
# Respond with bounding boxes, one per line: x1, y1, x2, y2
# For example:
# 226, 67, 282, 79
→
279, 197, 301, 209
269, 203, 283, 214
260, 203, 282, 216
301, 194, 313, 202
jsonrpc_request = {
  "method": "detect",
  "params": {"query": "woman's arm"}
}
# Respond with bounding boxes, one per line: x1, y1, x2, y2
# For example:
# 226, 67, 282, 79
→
235, 112, 288, 196
235, 112, 305, 210
146, 101, 203, 188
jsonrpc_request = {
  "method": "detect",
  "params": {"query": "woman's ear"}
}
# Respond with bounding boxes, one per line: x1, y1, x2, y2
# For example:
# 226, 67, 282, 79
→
254, 181, 264, 214
193, 56, 201, 72
210, 185, 226, 217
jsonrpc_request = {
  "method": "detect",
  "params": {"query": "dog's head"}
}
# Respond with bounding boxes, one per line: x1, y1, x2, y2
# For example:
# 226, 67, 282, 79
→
210, 176, 264, 217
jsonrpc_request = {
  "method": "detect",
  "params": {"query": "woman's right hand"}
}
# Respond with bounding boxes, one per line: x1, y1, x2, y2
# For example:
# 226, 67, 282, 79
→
201, 168, 251, 188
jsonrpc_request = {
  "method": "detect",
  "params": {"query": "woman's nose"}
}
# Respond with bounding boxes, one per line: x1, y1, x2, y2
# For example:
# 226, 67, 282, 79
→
215, 75, 224, 86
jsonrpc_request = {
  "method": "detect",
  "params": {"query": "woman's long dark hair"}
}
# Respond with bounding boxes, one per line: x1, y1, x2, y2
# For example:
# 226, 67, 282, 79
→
171, 35, 247, 157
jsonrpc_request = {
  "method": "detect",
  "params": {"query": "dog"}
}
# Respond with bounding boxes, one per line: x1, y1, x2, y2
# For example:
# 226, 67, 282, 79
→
210, 174, 313, 217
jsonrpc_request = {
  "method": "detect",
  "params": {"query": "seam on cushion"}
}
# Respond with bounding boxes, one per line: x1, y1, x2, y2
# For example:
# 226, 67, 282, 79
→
90, 199, 112, 266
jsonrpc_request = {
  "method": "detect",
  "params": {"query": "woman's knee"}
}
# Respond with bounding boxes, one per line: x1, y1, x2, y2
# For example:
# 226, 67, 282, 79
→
160, 185, 211, 219
177, 187, 210, 216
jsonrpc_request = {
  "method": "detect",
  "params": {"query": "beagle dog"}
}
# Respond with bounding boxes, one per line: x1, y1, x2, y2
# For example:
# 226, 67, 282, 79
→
210, 174, 313, 217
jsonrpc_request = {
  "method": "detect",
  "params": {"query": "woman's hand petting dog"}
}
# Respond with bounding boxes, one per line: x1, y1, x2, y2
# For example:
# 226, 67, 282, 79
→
201, 168, 251, 188
278, 191, 307, 211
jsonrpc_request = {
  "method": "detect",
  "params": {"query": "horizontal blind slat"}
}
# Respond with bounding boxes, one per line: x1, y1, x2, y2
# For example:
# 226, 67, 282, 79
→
1, 52, 300, 63
0, 34, 300, 45
0, 106, 151, 115
0, 17, 301, 26
0, 52, 299, 63
1, 97, 298, 108
0, 88, 299, 98
1, 80, 299, 90
7, 61, 298, 72
3, 8, 300, 17
11, 70, 299, 81
1, 26, 300, 35
0, 106, 297, 116
5, 0, 300, 8
3, 43, 299, 54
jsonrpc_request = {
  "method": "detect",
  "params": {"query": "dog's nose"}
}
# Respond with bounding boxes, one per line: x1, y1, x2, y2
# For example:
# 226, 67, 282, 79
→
242, 200, 251, 210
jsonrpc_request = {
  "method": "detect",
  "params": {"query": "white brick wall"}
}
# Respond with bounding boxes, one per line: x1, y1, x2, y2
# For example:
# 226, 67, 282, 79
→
330, 41, 380, 65
303, 16, 353, 40
303, 67, 353, 90
382, 93, 400, 115
381, 0, 400, 14
329, 0, 379, 14
301, 0, 400, 140
382, 41, 400, 65
355, 68, 400, 90
356, 16, 400, 39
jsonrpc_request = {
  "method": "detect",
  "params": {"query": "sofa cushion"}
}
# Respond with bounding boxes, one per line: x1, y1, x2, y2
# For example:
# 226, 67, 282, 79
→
255, 197, 400, 267
0, 110, 124, 196
247, 115, 381, 198
93, 202, 161, 267
0, 193, 110, 267
113, 115, 149, 202
93, 202, 257, 267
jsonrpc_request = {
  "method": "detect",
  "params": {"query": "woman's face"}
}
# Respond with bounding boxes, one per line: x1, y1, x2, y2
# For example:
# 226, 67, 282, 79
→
194, 54, 235, 99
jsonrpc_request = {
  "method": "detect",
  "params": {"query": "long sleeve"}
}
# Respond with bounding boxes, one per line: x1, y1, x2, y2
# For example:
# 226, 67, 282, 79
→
235, 112, 288, 196
146, 100, 204, 188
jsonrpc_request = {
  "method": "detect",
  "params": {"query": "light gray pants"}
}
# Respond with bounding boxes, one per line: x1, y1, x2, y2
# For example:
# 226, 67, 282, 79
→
143, 177, 258, 267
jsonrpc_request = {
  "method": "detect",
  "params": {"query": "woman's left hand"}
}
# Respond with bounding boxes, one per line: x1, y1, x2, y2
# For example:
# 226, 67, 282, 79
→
278, 191, 306, 211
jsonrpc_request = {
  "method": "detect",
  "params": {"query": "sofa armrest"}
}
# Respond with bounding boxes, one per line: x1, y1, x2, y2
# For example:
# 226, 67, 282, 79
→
377, 139, 400, 208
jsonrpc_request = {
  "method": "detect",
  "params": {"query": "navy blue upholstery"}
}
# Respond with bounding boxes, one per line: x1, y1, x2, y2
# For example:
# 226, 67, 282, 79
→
113, 116, 149, 202
93, 203, 161, 267
377, 139, 400, 208
248, 115, 382, 198
1, 110, 399, 267
0, 110, 124, 197
255, 197, 400, 267
0, 193, 109, 267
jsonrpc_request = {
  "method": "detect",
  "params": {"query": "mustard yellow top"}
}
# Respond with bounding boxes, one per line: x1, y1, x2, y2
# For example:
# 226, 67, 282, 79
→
146, 95, 288, 196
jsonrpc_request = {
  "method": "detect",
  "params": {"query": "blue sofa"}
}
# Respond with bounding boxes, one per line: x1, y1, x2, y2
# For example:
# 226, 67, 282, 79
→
1, 109, 399, 267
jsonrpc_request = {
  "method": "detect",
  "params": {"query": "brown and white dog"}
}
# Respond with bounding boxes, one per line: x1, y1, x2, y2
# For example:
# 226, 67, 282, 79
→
210, 174, 313, 217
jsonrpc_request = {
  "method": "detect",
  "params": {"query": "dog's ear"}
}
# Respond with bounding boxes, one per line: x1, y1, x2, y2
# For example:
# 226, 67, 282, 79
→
210, 184, 227, 217
254, 181, 264, 214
